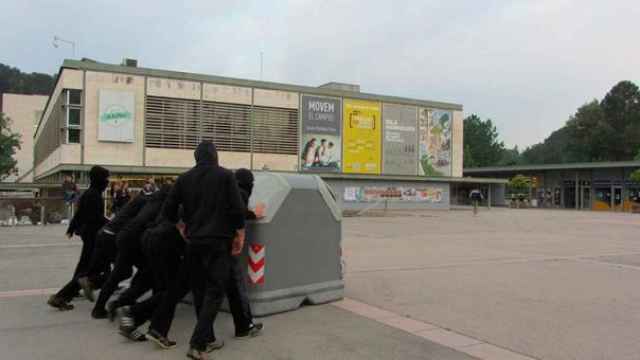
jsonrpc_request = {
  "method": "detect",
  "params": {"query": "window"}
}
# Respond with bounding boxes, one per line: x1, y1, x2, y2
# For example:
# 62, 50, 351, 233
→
64, 89, 82, 144
68, 128, 81, 143
68, 108, 81, 126
145, 96, 298, 155
68, 89, 82, 106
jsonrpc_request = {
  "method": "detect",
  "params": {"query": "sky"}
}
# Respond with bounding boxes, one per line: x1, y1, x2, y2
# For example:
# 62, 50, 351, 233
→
1, 0, 638, 149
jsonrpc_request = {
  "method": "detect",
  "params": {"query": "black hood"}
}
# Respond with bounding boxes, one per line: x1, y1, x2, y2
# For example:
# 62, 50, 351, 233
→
235, 168, 254, 194
194, 141, 219, 166
89, 166, 110, 191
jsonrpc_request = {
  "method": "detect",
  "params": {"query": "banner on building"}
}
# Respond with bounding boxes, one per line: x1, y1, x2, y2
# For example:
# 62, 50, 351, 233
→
383, 104, 418, 175
300, 95, 342, 172
343, 186, 444, 203
98, 90, 135, 143
343, 99, 381, 174
418, 108, 452, 176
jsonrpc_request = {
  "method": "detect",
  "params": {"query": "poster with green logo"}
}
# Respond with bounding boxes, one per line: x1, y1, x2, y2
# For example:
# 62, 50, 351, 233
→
98, 89, 135, 143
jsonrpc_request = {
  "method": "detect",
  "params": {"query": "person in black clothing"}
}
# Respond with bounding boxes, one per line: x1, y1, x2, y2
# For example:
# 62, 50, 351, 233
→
118, 218, 186, 341
227, 168, 263, 337
90, 184, 172, 319
76, 191, 154, 305
145, 141, 246, 360
48, 166, 110, 311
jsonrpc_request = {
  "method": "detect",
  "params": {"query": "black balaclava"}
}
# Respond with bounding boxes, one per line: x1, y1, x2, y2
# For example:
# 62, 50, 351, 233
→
89, 166, 110, 192
194, 141, 219, 166
235, 168, 254, 195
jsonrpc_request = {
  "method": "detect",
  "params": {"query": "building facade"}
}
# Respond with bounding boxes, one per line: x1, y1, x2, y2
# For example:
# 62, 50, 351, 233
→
1, 93, 48, 183
464, 162, 640, 212
34, 59, 482, 210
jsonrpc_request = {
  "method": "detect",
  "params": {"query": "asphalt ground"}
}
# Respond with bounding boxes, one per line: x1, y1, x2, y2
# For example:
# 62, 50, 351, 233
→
0, 224, 475, 360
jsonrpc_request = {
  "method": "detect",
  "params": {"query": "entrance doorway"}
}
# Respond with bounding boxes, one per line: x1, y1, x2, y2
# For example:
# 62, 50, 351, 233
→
564, 184, 576, 209
581, 187, 591, 210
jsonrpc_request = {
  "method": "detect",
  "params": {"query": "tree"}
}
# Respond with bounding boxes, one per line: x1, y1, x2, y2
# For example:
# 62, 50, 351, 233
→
463, 114, 506, 168
508, 174, 530, 193
600, 81, 640, 161
0, 113, 22, 179
520, 81, 640, 165
499, 146, 522, 166
631, 169, 640, 183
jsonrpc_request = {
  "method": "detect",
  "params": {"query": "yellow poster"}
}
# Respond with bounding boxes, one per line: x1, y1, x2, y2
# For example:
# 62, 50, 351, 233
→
343, 99, 381, 174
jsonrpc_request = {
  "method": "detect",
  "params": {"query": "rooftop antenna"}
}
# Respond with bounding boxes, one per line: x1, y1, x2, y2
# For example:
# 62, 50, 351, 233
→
53, 35, 77, 58
260, 51, 263, 80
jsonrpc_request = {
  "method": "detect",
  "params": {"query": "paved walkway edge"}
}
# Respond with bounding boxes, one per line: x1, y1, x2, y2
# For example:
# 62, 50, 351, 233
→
332, 298, 538, 360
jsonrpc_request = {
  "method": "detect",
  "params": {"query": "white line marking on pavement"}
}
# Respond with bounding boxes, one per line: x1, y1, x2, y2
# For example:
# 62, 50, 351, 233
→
0, 243, 80, 249
0, 288, 58, 299
332, 298, 538, 360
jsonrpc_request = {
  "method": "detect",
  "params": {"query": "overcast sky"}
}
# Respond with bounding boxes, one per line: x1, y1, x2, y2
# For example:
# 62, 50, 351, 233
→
2, 0, 638, 148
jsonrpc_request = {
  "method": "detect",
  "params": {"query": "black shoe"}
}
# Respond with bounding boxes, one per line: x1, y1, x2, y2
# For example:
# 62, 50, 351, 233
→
47, 295, 74, 311
118, 306, 135, 332
205, 338, 224, 353
119, 327, 148, 342
146, 329, 177, 350
91, 307, 108, 319
77, 276, 95, 302
107, 301, 120, 322
186, 347, 209, 360
235, 322, 263, 338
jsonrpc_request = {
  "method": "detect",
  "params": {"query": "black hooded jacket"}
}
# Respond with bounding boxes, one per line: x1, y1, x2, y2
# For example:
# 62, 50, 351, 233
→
163, 141, 245, 249
67, 166, 110, 237
116, 184, 172, 252
235, 168, 257, 220
103, 192, 153, 235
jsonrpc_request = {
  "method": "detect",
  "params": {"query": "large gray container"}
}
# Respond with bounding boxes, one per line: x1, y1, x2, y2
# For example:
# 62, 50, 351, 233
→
240, 172, 344, 316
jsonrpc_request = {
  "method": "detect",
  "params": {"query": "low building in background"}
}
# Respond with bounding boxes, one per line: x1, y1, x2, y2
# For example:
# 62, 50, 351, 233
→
1, 93, 48, 183
32, 58, 503, 210
464, 161, 640, 212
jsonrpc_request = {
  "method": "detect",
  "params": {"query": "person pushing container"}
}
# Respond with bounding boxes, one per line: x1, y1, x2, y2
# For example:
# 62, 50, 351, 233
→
152, 141, 247, 360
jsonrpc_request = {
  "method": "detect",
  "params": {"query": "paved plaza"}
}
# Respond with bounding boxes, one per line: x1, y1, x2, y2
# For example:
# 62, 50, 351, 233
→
343, 208, 640, 360
1, 208, 639, 359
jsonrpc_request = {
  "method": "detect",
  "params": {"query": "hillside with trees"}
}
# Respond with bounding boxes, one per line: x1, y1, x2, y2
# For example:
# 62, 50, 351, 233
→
464, 81, 640, 168
0, 63, 55, 96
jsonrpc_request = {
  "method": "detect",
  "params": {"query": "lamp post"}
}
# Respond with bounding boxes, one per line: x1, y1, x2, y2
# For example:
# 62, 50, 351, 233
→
53, 36, 77, 58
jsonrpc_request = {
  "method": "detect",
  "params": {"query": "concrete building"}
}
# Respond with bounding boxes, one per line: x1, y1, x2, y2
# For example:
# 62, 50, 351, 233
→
1, 93, 48, 183
464, 161, 640, 212
33, 58, 501, 210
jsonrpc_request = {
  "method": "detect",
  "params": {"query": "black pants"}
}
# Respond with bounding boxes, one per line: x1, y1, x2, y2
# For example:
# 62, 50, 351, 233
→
190, 246, 231, 351
130, 227, 183, 326
149, 243, 230, 350
227, 255, 253, 333
93, 246, 145, 312
82, 230, 117, 285
55, 231, 97, 302
112, 268, 154, 309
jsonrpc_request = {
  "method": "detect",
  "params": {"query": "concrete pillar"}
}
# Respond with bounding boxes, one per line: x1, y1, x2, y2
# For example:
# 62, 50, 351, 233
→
487, 184, 492, 209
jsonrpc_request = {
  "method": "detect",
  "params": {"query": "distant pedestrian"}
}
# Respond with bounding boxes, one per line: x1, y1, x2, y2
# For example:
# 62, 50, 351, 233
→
62, 175, 79, 220
111, 181, 131, 215
469, 188, 484, 216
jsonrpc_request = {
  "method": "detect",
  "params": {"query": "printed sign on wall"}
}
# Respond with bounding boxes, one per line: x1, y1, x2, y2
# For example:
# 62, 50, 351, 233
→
418, 108, 452, 176
343, 186, 444, 203
300, 95, 342, 172
382, 104, 418, 175
343, 99, 381, 174
98, 89, 135, 143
